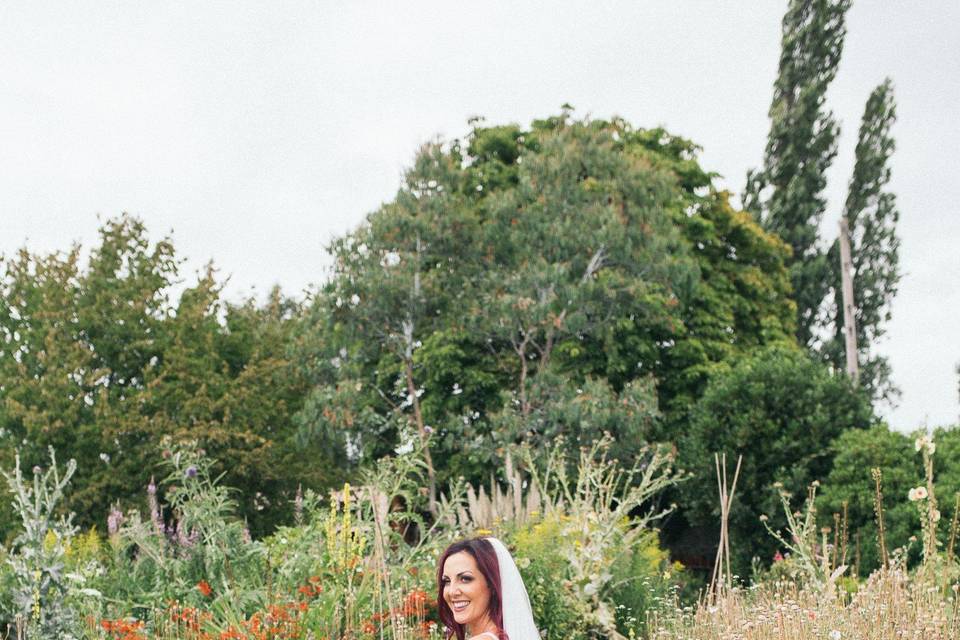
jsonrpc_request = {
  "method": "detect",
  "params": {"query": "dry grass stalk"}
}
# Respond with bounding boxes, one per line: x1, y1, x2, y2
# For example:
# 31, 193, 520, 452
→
948, 493, 960, 565
872, 467, 889, 569
439, 450, 546, 530
653, 567, 959, 640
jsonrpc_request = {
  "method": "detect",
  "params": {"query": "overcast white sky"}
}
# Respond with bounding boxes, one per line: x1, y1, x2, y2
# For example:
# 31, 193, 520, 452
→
1, 1, 957, 430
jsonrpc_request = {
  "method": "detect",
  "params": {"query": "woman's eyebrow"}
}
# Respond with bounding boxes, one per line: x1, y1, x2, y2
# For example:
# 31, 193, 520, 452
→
442, 571, 474, 579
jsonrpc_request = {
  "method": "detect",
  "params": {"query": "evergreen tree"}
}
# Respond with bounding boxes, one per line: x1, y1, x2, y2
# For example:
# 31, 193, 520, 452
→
825, 80, 901, 403
744, 0, 851, 348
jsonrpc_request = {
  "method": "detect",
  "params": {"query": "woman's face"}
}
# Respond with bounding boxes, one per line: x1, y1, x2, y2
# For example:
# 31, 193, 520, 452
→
441, 551, 492, 630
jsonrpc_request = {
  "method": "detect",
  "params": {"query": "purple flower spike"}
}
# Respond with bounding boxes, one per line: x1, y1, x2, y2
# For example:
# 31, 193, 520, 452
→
107, 508, 124, 535
184, 466, 198, 479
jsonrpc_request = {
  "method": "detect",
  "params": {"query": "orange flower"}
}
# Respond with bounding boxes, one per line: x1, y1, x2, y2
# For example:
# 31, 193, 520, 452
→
98, 618, 148, 640
196, 580, 213, 598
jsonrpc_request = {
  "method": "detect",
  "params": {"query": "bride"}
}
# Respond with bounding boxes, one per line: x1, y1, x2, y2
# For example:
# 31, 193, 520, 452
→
436, 537, 540, 640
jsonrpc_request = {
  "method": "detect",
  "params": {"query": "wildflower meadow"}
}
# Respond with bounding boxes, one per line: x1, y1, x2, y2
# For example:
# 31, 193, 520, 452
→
1, 429, 959, 639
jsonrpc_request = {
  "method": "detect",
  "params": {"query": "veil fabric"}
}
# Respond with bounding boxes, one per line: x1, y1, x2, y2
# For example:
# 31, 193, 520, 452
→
484, 537, 540, 640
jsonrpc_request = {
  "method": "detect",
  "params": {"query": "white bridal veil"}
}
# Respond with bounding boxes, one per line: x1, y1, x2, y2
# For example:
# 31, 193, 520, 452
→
484, 537, 541, 640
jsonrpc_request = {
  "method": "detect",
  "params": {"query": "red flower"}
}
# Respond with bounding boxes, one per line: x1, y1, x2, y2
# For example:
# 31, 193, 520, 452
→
197, 580, 213, 597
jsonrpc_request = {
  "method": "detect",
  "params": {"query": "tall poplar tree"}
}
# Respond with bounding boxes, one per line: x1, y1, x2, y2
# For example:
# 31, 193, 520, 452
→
744, 0, 852, 348
825, 79, 901, 402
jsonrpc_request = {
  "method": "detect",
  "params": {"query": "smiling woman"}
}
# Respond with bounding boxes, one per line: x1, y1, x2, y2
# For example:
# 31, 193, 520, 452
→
436, 537, 540, 640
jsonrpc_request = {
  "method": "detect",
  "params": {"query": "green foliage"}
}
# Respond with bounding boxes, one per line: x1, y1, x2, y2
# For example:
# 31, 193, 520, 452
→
744, 0, 852, 347
817, 425, 960, 577
677, 345, 872, 574
298, 112, 796, 505
661, 193, 795, 425
512, 518, 589, 640
818, 426, 921, 575
607, 531, 683, 638
0, 215, 329, 540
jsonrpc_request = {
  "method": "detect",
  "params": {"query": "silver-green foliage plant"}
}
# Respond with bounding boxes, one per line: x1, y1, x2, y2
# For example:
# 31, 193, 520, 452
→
1, 447, 80, 639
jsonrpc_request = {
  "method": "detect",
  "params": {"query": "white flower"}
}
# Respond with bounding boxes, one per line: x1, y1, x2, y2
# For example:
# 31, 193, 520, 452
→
350, 294, 361, 306
932, 509, 942, 522
99, 452, 110, 464
915, 435, 935, 455
829, 630, 841, 640
908, 486, 928, 502
452, 383, 463, 396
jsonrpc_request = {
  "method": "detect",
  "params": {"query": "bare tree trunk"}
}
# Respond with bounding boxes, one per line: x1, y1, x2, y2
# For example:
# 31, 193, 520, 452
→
838, 218, 859, 383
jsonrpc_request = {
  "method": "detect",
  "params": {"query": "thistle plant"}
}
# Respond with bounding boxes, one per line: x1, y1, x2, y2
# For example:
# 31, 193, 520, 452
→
0, 447, 80, 639
761, 481, 846, 594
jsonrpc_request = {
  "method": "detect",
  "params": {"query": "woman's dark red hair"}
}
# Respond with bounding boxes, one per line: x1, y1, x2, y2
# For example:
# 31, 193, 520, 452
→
436, 537, 508, 640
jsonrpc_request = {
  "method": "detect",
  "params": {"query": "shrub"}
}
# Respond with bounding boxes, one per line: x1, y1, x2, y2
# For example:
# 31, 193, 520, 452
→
677, 345, 873, 574
513, 517, 589, 640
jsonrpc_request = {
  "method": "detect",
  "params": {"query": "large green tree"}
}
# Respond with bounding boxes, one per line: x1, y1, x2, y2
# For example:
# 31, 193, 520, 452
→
0, 216, 327, 539
297, 112, 797, 497
744, 0, 852, 348
824, 80, 901, 403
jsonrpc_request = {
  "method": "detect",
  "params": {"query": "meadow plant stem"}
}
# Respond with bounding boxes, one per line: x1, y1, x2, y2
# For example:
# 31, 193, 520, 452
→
832, 512, 840, 571
840, 500, 849, 568
872, 467, 889, 569
948, 492, 960, 565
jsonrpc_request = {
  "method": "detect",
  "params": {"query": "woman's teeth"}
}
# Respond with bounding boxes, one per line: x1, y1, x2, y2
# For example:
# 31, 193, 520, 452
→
452, 600, 469, 612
